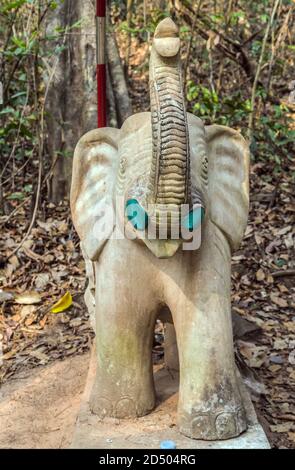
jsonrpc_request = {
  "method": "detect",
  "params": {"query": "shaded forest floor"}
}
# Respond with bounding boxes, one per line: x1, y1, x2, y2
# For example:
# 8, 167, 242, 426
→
1, 60, 295, 448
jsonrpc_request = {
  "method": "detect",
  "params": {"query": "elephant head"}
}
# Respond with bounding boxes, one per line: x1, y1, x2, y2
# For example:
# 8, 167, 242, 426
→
71, 17, 249, 261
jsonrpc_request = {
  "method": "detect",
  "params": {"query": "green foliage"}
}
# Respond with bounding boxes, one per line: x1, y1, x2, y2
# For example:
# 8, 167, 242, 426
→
181, 0, 294, 172
255, 105, 294, 171
119, 8, 170, 37
187, 81, 251, 127
187, 80, 294, 173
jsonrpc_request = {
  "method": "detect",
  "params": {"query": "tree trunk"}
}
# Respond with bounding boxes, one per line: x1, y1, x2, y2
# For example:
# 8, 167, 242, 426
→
106, 31, 132, 127
44, 0, 97, 203
44, 0, 132, 202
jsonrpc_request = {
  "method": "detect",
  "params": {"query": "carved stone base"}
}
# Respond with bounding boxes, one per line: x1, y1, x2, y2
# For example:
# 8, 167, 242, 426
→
71, 348, 270, 449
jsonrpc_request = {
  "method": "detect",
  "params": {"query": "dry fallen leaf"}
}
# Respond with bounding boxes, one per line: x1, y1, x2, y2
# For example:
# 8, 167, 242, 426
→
278, 284, 289, 294
57, 221, 68, 234
256, 268, 265, 281
34, 273, 50, 289
238, 341, 268, 368
51, 291, 73, 314
39, 315, 48, 328
276, 225, 292, 236
273, 339, 288, 350
0, 290, 15, 303
25, 315, 36, 327
29, 350, 49, 364
288, 350, 295, 365
268, 364, 282, 373
270, 423, 294, 433
14, 291, 42, 305
20, 305, 37, 319
2, 349, 17, 360
285, 322, 295, 333
69, 317, 82, 328
267, 274, 274, 284
11, 314, 21, 323
254, 233, 264, 245
270, 293, 288, 308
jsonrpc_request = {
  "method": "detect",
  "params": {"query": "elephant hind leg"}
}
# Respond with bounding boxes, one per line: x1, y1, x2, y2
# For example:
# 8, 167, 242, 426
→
158, 306, 179, 372
164, 322, 179, 371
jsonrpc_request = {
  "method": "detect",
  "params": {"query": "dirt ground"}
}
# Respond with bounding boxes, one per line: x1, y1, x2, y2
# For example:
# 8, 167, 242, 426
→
0, 351, 269, 449
0, 354, 89, 449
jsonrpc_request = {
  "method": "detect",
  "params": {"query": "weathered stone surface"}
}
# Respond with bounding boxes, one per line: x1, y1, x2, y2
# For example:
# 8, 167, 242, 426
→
70, 18, 253, 442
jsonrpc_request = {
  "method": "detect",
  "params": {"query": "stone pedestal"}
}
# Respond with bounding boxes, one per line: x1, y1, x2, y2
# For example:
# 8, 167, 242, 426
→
71, 348, 270, 449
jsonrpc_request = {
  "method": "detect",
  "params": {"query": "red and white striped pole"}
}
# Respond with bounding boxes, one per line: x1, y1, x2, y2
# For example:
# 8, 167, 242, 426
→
96, 0, 106, 128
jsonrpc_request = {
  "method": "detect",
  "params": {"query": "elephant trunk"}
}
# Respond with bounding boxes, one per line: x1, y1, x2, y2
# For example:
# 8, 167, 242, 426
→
148, 18, 191, 208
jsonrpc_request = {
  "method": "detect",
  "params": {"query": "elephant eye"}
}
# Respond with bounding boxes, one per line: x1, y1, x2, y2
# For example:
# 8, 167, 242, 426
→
125, 199, 148, 231
183, 207, 205, 232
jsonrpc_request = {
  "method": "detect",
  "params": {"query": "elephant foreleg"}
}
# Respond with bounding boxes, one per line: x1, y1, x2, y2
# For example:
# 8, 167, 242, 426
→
175, 284, 247, 440
168, 231, 247, 440
89, 249, 157, 419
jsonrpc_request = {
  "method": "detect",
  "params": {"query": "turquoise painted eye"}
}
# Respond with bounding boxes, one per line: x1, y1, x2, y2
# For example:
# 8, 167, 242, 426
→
183, 207, 205, 232
125, 199, 148, 231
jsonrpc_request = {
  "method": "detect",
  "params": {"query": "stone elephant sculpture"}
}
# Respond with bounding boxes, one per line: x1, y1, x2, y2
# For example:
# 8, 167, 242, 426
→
70, 18, 250, 441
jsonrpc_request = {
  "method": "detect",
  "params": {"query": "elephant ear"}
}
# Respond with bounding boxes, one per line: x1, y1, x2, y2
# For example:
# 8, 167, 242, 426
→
70, 127, 120, 261
205, 125, 250, 252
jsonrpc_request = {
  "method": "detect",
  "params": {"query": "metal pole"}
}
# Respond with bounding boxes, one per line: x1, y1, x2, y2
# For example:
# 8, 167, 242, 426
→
96, 0, 106, 128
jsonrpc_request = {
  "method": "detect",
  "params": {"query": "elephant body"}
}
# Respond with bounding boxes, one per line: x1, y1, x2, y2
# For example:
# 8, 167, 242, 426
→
71, 18, 250, 441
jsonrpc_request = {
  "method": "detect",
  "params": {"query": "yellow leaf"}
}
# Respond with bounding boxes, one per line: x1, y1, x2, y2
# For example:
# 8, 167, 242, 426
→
51, 292, 73, 314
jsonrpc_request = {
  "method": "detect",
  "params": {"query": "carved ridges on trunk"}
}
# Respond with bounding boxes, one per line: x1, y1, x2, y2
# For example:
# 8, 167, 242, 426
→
151, 63, 190, 205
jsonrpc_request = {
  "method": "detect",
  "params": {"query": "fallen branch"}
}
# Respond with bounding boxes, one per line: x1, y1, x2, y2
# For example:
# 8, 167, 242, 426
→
271, 270, 295, 278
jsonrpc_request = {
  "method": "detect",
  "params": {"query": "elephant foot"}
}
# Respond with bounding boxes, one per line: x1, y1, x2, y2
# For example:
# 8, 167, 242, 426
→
178, 406, 247, 441
89, 383, 155, 419
90, 396, 135, 419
